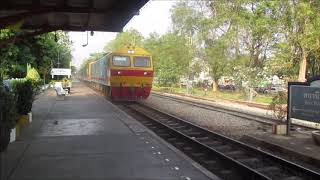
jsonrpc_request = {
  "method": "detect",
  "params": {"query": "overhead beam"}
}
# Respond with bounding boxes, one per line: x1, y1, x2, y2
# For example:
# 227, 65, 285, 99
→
0, 6, 138, 31
0, 5, 122, 13
20, 24, 121, 32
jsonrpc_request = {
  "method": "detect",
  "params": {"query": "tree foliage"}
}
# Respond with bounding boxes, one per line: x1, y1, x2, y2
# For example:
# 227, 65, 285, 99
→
144, 33, 192, 86
104, 29, 144, 52
0, 30, 72, 82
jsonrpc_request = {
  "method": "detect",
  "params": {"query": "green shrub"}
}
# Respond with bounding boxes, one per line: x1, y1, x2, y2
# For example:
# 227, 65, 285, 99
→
269, 91, 287, 121
12, 80, 35, 115
0, 85, 18, 129
26, 64, 40, 81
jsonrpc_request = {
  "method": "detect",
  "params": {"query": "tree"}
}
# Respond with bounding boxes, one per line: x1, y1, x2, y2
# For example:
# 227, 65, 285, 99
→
144, 33, 192, 86
273, 1, 320, 81
104, 29, 144, 52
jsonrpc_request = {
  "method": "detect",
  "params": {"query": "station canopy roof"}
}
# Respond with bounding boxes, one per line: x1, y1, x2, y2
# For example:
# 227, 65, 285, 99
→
0, 0, 149, 32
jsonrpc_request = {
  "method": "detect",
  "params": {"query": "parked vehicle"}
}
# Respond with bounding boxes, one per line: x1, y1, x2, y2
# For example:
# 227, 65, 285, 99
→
265, 86, 286, 94
219, 84, 236, 91
255, 85, 271, 94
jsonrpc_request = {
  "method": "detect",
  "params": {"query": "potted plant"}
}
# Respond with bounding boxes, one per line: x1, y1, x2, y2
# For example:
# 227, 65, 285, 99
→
269, 91, 287, 135
26, 65, 41, 122
13, 80, 35, 126
0, 85, 18, 152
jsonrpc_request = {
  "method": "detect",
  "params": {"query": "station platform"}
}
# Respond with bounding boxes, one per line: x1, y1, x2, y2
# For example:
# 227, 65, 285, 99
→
4, 82, 214, 180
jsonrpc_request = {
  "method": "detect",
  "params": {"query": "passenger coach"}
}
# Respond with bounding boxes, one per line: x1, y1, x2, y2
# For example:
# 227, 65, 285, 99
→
82, 46, 153, 100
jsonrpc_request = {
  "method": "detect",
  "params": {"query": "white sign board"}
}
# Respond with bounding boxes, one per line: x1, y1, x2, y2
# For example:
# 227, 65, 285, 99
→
51, 68, 71, 78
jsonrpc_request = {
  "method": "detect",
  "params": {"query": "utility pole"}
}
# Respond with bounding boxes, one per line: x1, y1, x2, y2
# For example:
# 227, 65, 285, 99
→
57, 50, 60, 68
187, 28, 194, 94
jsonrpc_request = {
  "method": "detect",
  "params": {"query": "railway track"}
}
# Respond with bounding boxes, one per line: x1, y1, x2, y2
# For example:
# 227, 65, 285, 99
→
151, 92, 317, 131
119, 102, 320, 180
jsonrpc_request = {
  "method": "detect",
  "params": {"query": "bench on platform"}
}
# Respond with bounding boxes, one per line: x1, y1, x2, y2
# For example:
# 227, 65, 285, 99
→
54, 86, 67, 96
54, 82, 67, 100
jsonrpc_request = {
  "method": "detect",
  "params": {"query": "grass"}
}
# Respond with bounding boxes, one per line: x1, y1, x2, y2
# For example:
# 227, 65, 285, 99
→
152, 85, 274, 104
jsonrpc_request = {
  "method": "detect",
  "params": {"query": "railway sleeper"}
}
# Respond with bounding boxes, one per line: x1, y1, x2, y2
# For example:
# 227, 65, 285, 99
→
239, 158, 266, 169
182, 128, 195, 132
214, 145, 233, 152
182, 146, 194, 151
167, 123, 181, 126
202, 160, 243, 179
280, 176, 303, 180
237, 157, 260, 166
157, 133, 172, 138
202, 159, 217, 166
173, 142, 186, 146
223, 150, 245, 158
202, 140, 223, 147
219, 170, 237, 180
148, 126, 158, 129
158, 117, 170, 121
173, 126, 188, 130
164, 120, 175, 123
196, 136, 210, 141
183, 131, 204, 137
140, 120, 150, 124
142, 122, 154, 126
255, 166, 282, 175
167, 137, 179, 142
148, 114, 160, 118
155, 129, 167, 133
190, 152, 207, 158
153, 114, 169, 119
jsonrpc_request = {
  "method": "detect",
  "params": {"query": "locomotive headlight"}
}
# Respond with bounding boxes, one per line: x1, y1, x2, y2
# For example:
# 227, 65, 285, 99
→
144, 72, 147, 75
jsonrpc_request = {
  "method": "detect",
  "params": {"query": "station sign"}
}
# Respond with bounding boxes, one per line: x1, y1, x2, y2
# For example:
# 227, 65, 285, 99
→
289, 85, 320, 123
50, 68, 71, 78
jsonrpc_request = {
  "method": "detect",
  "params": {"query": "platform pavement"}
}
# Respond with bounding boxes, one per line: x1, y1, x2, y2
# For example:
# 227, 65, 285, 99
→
2, 82, 217, 180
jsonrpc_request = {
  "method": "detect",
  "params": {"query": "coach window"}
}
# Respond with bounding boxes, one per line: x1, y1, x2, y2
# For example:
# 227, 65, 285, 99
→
134, 56, 151, 67
112, 56, 131, 66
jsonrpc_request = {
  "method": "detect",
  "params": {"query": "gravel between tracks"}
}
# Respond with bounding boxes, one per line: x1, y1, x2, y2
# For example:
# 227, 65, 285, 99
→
141, 95, 269, 139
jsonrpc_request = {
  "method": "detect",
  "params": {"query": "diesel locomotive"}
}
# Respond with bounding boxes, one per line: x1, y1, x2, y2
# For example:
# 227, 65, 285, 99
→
81, 46, 153, 100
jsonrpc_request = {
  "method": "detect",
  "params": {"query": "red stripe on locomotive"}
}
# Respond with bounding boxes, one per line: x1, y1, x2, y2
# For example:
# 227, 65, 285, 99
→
110, 69, 153, 77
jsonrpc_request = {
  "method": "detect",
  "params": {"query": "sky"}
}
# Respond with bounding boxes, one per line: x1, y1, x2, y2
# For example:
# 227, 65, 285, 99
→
69, 0, 176, 68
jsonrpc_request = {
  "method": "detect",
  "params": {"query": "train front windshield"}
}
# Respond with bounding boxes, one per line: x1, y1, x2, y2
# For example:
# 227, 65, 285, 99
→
134, 56, 151, 67
112, 56, 131, 67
